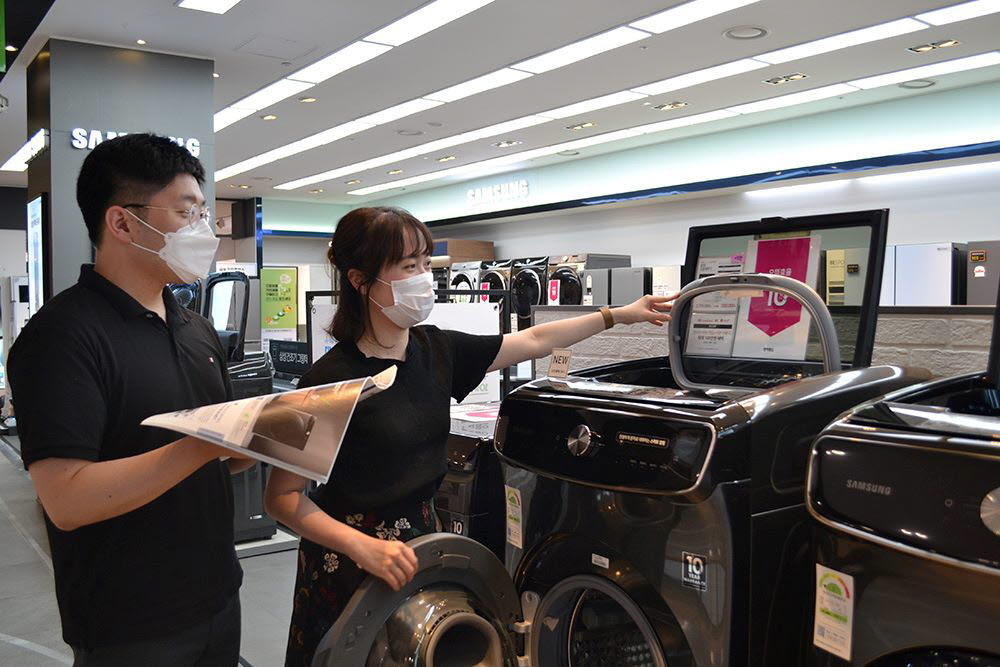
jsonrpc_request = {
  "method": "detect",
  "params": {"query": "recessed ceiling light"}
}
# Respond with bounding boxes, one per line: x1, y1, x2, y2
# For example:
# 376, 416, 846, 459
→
763, 73, 809, 85
228, 184, 239, 188
345, 179, 362, 185
567, 122, 595, 131
426, 121, 444, 127
136, 39, 147, 45
397, 129, 424, 137
652, 101, 689, 111
364, 0, 499, 47
724, 25, 768, 40
934, 39, 962, 48
260, 114, 278, 121
5, 45, 18, 52
754, 18, 927, 65
908, 44, 936, 53
557, 150, 580, 156
898, 79, 936, 89
308, 188, 324, 194
238, 184, 250, 189
212, 72, 220, 78
387, 169, 403, 175
298, 96, 318, 103
493, 139, 523, 148
437, 155, 456, 162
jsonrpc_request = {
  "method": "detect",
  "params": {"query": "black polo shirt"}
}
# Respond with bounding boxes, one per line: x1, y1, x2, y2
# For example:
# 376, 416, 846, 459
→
7, 265, 242, 649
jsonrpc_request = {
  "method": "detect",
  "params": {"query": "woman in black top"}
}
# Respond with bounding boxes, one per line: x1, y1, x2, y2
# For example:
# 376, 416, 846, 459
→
265, 206, 673, 665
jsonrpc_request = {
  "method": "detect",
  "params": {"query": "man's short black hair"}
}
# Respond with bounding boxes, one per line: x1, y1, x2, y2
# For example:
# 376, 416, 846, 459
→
76, 133, 206, 245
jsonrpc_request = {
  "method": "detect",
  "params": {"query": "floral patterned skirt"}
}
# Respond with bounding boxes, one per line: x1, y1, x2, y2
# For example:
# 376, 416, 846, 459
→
283, 496, 436, 667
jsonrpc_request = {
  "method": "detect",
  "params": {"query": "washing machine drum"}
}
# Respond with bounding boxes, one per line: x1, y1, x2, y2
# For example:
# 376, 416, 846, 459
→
313, 534, 521, 667
479, 270, 508, 304
450, 273, 475, 303
511, 269, 544, 318
169, 282, 201, 311
550, 267, 584, 305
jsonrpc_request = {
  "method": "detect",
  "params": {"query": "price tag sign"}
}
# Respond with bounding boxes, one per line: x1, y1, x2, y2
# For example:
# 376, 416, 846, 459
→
548, 348, 572, 379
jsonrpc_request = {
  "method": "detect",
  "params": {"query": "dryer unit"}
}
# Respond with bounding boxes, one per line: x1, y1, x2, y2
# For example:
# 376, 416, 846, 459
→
825, 248, 869, 306
509, 257, 549, 331
966, 240, 1000, 305
449, 261, 481, 303
610, 266, 652, 305
547, 253, 631, 305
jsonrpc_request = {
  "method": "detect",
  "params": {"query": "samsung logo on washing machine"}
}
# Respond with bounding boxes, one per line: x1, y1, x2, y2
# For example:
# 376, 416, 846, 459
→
70, 128, 201, 157
846, 479, 893, 496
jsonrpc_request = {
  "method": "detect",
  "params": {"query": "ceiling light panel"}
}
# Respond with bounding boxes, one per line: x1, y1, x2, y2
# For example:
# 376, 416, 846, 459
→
754, 18, 928, 65
176, 0, 243, 13
423, 68, 534, 103
630, 0, 764, 34
512, 26, 650, 74
725, 83, 859, 114
364, 0, 498, 47
1, 129, 48, 172
214, 107, 256, 133
916, 0, 1000, 26
848, 51, 1000, 89
356, 98, 444, 126
288, 41, 392, 85
537, 91, 648, 120
632, 58, 768, 95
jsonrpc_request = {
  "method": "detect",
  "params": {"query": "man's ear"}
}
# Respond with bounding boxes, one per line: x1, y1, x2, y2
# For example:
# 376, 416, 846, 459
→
104, 206, 136, 245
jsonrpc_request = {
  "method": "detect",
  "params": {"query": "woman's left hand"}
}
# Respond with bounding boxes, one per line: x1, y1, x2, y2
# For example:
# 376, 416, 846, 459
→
612, 293, 678, 327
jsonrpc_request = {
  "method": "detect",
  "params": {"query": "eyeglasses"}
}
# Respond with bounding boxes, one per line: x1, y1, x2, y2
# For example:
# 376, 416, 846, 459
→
123, 203, 212, 227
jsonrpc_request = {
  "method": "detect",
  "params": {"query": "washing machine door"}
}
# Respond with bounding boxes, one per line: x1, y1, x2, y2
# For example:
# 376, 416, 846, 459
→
479, 270, 508, 305
450, 273, 475, 303
549, 266, 583, 305
512, 269, 544, 318
313, 534, 524, 667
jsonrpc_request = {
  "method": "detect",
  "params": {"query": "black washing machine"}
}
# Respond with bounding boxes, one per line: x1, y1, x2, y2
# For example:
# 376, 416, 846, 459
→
479, 259, 513, 310
312, 210, 929, 666
168, 280, 202, 312
805, 295, 1000, 666
510, 257, 550, 332
547, 253, 631, 306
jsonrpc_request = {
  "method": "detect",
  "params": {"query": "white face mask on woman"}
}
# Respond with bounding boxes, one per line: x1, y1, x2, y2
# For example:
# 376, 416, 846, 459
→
370, 272, 435, 328
125, 209, 219, 283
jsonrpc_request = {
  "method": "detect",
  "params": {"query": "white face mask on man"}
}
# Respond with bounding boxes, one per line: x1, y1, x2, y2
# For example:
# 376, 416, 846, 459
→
369, 272, 435, 328
125, 208, 220, 283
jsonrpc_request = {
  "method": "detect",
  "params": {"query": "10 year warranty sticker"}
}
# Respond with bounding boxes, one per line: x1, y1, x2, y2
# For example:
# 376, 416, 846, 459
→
813, 564, 854, 661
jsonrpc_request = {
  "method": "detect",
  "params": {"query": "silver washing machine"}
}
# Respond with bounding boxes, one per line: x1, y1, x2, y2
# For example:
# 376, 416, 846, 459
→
449, 261, 481, 304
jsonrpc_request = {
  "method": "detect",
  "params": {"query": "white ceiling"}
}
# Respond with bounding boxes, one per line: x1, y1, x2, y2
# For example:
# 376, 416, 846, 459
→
1, 0, 998, 203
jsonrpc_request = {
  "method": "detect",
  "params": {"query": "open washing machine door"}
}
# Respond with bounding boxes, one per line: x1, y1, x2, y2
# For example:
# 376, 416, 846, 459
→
313, 534, 533, 667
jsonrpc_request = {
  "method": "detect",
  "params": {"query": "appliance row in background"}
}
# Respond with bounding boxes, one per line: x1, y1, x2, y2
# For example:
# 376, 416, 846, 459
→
431, 239, 1000, 313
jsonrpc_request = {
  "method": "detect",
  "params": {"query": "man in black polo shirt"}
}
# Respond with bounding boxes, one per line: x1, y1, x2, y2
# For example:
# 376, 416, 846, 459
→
8, 134, 250, 665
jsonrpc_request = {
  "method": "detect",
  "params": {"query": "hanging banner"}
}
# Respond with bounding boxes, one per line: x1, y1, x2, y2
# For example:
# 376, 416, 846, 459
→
261, 266, 298, 345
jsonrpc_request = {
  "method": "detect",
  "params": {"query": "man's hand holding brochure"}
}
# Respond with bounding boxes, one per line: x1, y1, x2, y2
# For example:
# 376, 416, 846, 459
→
142, 366, 397, 482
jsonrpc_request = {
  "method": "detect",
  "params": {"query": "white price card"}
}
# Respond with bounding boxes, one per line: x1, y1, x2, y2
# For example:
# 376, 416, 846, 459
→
813, 564, 854, 661
548, 348, 572, 379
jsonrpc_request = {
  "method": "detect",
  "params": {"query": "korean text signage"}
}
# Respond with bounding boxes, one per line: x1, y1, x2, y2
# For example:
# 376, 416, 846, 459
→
745, 237, 812, 336
261, 267, 298, 345
70, 128, 201, 157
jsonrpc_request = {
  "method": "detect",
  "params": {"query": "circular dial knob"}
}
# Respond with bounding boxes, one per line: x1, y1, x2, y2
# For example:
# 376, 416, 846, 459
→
567, 424, 599, 457
981, 486, 1000, 538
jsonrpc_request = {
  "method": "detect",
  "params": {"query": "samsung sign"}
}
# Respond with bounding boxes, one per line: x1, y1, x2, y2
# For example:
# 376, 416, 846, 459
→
70, 128, 201, 157
466, 179, 529, 206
